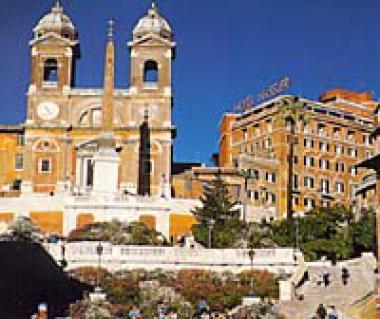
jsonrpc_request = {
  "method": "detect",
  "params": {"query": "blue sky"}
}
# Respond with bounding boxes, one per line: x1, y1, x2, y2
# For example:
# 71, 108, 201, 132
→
0, 0, 379, 164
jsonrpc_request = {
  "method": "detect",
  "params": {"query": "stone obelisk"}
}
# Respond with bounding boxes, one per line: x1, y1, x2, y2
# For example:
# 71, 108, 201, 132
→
92, 20, 120, 197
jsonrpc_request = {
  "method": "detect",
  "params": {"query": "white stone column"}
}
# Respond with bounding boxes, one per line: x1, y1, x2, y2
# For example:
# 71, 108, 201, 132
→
75, 157, 82, 189
92, 142, 120, 197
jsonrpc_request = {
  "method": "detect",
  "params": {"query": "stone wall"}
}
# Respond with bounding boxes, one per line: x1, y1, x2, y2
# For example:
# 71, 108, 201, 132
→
45, 241, 301, 274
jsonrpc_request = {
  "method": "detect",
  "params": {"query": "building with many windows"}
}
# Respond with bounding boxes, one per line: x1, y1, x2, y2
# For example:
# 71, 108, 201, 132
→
0, 2, 197, 239
174, 89, 378, 220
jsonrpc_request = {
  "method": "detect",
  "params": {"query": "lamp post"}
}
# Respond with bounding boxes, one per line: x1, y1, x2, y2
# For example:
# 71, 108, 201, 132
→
293, 212, 303, 251
207, 219, 215, 249
295, 217, 299, 250
241, 169, 251, 222
60, 239, 67, 269
96, 242, 103, 288
248, 246, 255, 296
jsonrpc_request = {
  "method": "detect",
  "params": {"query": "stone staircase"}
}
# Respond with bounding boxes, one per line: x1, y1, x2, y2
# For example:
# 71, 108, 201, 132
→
279, 262, 376, 319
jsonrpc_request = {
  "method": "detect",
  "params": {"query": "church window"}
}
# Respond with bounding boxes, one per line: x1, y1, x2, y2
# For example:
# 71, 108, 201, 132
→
15, 154, 24, 170
39, 158, 51, 173
43, 59, 58, 84
143, 60, 158, 83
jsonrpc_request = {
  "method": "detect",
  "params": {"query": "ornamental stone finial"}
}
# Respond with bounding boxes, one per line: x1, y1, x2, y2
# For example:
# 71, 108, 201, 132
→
52, 0, 63, 13
107, 19, 115, 41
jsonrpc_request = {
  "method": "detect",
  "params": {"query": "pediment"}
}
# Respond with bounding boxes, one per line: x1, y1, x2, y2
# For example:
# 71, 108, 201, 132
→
75, 139, 99, 151
29, 32, 77, 47
128, 33, 175, 48
75, 138, 123, 152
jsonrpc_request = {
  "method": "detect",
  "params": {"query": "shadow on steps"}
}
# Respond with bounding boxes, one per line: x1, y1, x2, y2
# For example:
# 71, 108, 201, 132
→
0, 241, 91, 319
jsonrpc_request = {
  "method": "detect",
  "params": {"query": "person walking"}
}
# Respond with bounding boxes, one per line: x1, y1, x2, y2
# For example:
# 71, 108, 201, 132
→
342, 267, 349, 285
327, 305, 338, 319
323, 271, 330, 287
316, 303, 327, 319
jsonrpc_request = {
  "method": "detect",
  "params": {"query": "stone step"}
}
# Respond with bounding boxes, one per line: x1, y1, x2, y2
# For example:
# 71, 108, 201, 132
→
279, 263, 375, 319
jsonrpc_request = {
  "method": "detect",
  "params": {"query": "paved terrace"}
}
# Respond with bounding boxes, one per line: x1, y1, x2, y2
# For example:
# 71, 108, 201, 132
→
44, 242, 302, 274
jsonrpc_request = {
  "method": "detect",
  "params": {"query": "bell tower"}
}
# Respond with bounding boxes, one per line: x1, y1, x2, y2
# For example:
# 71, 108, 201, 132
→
127, 2, 176, 197
27, 1, 79, 124
128, 2, 176, 95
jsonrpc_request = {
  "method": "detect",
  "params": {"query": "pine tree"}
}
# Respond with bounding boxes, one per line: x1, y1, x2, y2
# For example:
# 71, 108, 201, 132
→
191, 175, 244, 248
192, 175, 240, 222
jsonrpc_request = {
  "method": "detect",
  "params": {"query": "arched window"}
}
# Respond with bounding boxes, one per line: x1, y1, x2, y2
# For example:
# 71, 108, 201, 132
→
43, 58, 58, 83
143, 60, 158, 83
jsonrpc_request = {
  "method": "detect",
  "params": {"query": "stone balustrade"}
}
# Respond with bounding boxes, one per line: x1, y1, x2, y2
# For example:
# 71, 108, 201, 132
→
44, 241, 303, 274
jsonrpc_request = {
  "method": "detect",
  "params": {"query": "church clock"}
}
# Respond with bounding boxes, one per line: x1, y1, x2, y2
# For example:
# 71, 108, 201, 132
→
37, 102, 59, 120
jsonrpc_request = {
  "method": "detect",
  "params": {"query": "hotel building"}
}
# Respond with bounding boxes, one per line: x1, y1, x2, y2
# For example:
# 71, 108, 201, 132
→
174, 89, 378, 219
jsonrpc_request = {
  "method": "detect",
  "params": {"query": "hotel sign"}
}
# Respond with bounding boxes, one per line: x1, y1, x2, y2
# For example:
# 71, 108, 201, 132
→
233, 76, 291, 113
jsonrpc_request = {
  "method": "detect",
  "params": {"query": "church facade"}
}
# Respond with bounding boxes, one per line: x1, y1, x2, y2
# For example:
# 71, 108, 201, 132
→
0, 2, 197, 239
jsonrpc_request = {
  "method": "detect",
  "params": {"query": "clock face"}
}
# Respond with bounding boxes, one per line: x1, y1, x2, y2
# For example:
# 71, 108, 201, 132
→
37, 102, 59, 120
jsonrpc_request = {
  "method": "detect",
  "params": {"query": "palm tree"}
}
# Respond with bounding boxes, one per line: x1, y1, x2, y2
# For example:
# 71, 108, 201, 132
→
272, 96, 307, 218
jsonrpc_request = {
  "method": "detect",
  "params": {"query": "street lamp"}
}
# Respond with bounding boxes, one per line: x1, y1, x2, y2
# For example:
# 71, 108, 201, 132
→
241, 168, 251, 222
207, 219, 215, 249
96, 242, 104, 288
248, 246, 255, 296
295, 217, 299, 250
59, 239, 67, 269
292, 212, 303, 257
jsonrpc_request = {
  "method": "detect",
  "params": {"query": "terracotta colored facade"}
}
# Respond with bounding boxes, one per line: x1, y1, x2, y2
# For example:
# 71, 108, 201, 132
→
169, 214, 197, 241
30, 211, 63, 235
221, 90, 378, 218
173, 166, 243, 200
174, 90, 377, 220
76, 213, 95, 230
0, 2, 174, 198
0, 3, 198, 238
